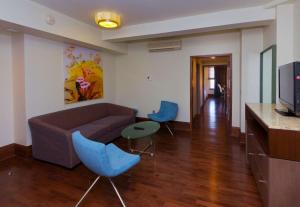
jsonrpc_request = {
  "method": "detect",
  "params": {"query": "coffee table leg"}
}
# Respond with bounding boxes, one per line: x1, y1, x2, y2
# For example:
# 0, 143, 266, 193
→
128, 139, 133, 152
150, 136, 155, 157
127, 136, 156, 157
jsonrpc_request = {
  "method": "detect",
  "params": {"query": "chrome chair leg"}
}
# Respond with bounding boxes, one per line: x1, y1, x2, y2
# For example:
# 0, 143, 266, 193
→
108, 178, 126, 207
165, 122, 174, 136
75, 176, 100, 207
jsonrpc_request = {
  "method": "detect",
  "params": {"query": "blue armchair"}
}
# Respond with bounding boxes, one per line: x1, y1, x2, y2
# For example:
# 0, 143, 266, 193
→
72, 131, 140, 207
148, 101, 178, 136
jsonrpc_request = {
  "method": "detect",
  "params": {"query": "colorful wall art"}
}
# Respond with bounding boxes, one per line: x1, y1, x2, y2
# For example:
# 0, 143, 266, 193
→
64, 45, 103, 104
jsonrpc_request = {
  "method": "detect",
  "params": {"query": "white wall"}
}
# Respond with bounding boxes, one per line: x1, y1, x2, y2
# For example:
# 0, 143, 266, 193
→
21, 35, 116, 145
294, 0, 300, 61
276, 4, 294, 65
276, 3, 294, 103
263, 21, 276, 49
0, 32, 14, 147
115, 32, 241, 126
11, 34, 27, 145
0, 33, 117, 147
240, 28, 263, 132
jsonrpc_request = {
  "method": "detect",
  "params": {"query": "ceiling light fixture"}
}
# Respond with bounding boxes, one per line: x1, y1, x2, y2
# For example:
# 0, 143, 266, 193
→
95, 11, 121, 29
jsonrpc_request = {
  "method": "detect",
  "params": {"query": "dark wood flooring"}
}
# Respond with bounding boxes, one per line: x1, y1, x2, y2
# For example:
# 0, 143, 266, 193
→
0, 98, 262, 207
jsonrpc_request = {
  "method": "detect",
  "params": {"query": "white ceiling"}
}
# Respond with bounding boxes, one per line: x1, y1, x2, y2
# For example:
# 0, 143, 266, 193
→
31, 0, 271, 26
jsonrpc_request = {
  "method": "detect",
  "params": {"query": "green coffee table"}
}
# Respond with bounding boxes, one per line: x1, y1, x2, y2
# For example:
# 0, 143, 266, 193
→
121, 121, 160, 156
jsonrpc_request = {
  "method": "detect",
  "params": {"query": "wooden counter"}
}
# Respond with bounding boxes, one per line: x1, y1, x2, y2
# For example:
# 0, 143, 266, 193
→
245, 103, 300, 207
246, 103, 300, 161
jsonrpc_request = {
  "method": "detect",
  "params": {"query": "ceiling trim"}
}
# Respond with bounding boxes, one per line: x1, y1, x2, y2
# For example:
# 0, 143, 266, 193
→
264, 0, 294, 9
102, 6, 275, 42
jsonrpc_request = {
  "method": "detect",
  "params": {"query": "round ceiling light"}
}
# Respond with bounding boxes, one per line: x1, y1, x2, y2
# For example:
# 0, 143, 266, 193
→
95, 11, 121, 29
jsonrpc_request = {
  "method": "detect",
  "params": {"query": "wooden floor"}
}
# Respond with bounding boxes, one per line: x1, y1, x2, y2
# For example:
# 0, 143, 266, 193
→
0, 98, 262, 207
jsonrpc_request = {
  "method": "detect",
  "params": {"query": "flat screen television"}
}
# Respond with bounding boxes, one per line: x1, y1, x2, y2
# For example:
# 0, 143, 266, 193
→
278, 62, 300, 116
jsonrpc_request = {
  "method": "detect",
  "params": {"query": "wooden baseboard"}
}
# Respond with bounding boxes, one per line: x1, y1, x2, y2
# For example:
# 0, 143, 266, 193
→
0, 143, 32, 161
240, 132, 246, 144
173, 121, 192, 132
14, 144, 32, 158
231, 127, 246, 144
136, 117, 192, 132
231, 127, 241, 138
0, 144, 15, 161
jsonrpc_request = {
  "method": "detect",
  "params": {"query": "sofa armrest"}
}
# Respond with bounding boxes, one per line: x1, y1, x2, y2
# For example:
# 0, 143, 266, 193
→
28, 118, 79, 168
108, 104, 137, 116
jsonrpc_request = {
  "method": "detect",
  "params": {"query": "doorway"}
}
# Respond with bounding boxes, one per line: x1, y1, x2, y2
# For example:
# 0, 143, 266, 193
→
190, 54, 232, 132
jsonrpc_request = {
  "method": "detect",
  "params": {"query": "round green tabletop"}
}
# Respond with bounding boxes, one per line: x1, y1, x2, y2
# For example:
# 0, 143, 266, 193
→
121, 121, 160, 139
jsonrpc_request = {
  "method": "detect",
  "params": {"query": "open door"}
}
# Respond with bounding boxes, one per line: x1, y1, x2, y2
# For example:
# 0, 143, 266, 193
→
226, 55, 232, 131
190, 54, 232, 132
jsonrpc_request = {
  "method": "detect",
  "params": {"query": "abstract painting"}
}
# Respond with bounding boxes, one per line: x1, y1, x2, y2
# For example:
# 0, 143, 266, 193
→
64, 45, 103, 104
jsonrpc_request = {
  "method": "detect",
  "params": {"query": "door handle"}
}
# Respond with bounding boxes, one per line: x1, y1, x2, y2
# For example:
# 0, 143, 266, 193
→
257, 153, 266, 157
258, 179, 267, 184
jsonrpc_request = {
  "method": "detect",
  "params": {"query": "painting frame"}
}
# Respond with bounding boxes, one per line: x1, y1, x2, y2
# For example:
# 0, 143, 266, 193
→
64, 45, 104, 104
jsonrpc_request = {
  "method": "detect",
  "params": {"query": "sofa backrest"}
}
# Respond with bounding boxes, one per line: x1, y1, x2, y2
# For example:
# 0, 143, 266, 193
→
37, 103, 110, 129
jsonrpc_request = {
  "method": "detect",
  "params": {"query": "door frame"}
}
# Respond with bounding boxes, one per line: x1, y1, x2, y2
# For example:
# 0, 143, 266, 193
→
190, 54, 232, 131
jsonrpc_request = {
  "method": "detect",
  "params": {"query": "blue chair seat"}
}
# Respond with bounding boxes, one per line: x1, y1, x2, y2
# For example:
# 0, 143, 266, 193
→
148, 101, 178, 136
148, 113, 168, 122
106, 143, 140, 176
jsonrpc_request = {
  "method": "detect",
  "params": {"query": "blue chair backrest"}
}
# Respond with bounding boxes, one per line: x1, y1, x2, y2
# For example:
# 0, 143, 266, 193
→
72, 131, 114, 177
159, 101, 178, 120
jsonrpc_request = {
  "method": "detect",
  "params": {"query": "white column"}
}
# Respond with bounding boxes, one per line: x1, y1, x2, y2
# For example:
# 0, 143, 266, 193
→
240, 28, 263, 132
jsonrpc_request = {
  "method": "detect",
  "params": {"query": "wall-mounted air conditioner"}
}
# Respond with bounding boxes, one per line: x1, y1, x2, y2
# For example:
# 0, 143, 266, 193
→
148, 39, 182, 52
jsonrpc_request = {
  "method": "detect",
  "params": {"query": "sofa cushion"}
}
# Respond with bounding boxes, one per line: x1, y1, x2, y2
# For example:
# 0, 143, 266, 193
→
71, 123, 108, 139
91, 115, 133, 131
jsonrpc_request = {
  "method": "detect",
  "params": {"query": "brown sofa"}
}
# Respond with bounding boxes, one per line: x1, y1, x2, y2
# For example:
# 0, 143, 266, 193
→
28, 103, 136, 168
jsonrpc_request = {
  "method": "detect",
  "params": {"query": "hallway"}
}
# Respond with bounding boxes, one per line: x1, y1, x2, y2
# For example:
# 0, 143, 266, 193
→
0, 98, 262, 207
193, 97, 227, 134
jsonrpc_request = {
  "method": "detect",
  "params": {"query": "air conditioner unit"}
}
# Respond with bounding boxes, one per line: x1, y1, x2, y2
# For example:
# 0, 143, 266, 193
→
148, 39, 182, 52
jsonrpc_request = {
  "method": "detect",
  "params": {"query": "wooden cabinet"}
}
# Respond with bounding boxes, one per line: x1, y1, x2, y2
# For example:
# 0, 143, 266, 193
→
246, 104, 300, 207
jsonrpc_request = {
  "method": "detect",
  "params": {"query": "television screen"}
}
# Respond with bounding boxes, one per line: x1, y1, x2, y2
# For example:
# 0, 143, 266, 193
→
279, 64, 294, 109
